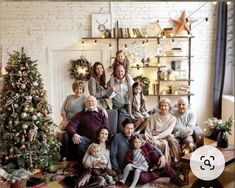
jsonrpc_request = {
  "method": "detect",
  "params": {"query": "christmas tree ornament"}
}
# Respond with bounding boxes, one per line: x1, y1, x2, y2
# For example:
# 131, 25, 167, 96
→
7, 106, 12, 111
14, 104, 19, 108
29, 107, 34, 113
9, 148, 14, 153
32, 115, 37, 121
20, 112, 27, 119
33, 81, 38, 86
22, 124, 28, 130
23, 107, 29, 112
21, 84, 26, 89
36, 112, 41, 117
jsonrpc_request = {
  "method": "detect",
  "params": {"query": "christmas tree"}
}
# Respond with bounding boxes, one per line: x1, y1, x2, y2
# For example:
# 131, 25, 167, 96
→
0, 48, 60, 172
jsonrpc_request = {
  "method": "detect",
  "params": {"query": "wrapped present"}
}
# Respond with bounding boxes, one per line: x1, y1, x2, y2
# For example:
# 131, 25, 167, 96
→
0, 169, 9, 180
0, 180, 11, 188
11, 179, 27, 188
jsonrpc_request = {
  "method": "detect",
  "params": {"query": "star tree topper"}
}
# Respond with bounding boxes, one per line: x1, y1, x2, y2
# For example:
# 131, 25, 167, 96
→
171, 10, 197, 36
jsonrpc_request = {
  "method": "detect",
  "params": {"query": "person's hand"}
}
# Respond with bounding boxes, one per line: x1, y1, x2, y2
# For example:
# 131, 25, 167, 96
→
158, 155, 166, 169
72, 133, 82, 144
101, 108, 108, 119
172, 131, 180, 138
109, 86, 116, 92
130, 115, 136, 120
59, 119, 69, 130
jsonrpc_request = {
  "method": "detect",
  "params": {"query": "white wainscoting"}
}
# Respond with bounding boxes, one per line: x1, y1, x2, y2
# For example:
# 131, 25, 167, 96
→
48, 48, 103, 125
222, 95, 234, 145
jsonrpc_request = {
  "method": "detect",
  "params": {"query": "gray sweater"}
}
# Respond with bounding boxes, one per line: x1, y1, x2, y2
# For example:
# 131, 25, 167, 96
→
172, 109, 196, 138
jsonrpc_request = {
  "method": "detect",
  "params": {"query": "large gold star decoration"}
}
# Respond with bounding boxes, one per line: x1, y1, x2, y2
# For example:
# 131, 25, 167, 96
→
171, 10, 197, 36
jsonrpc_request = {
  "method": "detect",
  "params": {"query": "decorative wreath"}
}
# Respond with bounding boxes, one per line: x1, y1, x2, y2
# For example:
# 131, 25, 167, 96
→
69, 57, 91, 81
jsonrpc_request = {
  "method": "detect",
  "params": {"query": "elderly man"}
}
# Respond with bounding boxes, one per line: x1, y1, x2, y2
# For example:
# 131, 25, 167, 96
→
66, 95, 110, 160
172, 97, 204, 153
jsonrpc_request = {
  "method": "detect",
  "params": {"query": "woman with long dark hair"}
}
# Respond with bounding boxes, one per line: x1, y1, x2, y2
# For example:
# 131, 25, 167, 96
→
88, 62, 115, 109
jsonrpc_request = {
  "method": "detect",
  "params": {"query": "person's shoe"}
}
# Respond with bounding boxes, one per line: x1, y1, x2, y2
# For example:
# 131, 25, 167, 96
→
170, 176, 186, 187
106, 175, 115, 185
118, 179, 125, 185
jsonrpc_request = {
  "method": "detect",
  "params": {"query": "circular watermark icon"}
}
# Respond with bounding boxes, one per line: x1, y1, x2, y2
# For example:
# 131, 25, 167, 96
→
190, 145, 225, 181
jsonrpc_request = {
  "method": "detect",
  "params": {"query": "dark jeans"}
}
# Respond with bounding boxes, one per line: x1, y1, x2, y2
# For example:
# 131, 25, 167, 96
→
75, 136, 92, 161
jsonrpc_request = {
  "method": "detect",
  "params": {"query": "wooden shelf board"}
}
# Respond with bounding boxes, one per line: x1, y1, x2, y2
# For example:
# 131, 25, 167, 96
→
82, 36, 195, 39
147, 93, 194, 96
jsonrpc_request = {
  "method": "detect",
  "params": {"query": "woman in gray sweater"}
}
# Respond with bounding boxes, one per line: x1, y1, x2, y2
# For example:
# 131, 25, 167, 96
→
88, 62, 115, 109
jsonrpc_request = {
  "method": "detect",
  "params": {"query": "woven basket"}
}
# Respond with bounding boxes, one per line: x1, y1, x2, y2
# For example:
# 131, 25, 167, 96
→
11, 179, 27, 188
0, 181, 11, 188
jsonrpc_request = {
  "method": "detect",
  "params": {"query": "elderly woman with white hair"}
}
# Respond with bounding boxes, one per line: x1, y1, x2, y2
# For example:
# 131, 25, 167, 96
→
145, 98, 181, 163
172, 97, 204, 154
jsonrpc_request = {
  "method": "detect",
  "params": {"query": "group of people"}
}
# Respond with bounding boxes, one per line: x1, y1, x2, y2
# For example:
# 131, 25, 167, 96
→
59, 50, 204, 187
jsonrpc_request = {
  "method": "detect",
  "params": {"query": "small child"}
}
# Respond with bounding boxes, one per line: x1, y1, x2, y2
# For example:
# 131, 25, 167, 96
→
112, 50, 130, 72
119, 135, 149, 188
120, 135, 186, 187
129, 81, 149, 134
83, 143, 115, 185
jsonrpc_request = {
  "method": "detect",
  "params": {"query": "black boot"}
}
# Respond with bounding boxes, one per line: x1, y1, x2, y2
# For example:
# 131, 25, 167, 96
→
170, 176, 186, 187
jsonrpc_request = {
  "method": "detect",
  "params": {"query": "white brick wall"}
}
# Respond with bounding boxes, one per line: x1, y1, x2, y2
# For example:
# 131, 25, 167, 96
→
0, 1, 233, 127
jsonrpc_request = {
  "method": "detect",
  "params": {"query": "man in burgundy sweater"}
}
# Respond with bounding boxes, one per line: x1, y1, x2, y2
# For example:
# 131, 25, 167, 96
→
66, 95, 110, 160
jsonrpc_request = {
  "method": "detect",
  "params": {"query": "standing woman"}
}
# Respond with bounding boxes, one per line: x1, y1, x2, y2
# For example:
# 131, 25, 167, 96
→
60, 81, 86, 130
88, 62, 115, 109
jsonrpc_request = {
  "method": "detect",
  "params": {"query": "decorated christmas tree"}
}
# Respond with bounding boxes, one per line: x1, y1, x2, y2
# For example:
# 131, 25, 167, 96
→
0, 48, 60, 172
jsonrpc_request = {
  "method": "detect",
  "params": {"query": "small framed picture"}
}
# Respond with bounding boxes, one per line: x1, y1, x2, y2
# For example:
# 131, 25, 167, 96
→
171, 60, 181, 71
92, 14, 112, 38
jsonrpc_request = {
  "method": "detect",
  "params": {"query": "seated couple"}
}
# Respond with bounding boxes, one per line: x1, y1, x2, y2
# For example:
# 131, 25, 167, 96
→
65, 96, 185, 186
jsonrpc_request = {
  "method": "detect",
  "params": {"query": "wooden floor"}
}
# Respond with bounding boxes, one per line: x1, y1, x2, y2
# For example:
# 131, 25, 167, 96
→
44, 138, 234, 188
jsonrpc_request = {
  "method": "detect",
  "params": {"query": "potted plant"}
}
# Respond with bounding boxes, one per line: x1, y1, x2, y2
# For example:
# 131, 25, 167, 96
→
204, 116, 233, 148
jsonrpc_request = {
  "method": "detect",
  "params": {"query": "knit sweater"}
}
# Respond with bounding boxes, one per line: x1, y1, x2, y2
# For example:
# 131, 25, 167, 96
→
145, 112, 176, 142
66, 109, 110, 141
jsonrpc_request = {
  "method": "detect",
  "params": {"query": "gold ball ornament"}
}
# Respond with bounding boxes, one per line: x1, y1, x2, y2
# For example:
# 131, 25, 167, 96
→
23, 107, 29, 112
32, 115, 37, 121
29, 107, 34, 113
20, 112, 27, 119
21, 84, 26, 89
33, 81, 39, 86
37, 112, 42, 117
22, 124, 28, 130
14, 104, 19, 108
